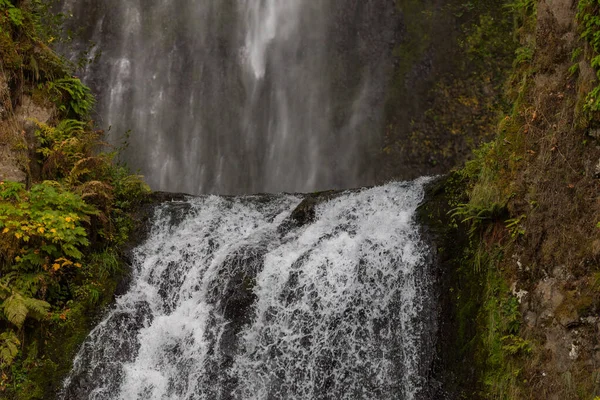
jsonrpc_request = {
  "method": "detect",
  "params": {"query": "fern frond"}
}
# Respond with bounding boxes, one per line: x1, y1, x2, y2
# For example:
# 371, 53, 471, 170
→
0, 330, 20, 368
2, 291, 50, 328
2, 292, 28, 328
22, 296, 50, 320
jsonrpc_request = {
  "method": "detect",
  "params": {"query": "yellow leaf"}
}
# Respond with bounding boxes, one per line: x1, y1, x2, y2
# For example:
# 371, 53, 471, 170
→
74, 263, 82, 268
37, 227, 45, 234
52, 264, 60, 271
65, 217, 72, 223
14, 233, 22, 239
2, 228, 8, 234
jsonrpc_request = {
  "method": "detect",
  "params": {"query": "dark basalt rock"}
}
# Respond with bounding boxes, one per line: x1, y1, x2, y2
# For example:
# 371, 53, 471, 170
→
416, 174, 482, 399
60, 301, 153, 400
289, 190, 341, 226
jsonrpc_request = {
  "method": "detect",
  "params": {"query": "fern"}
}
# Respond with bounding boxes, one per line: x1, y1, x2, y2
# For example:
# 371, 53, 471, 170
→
0, 0, 24, 27
0, 181, 25, 201
450, 202, 507, 237
22, 296, 51, 320
0, 331, 20, 368
46, 78, 95, 118
1, 291, 49, 328
2, 292, 29, 328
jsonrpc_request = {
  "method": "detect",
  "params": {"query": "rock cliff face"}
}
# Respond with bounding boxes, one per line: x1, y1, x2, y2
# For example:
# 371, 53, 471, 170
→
0, 70, 26, 183
501, 0, 600, 397
0, 69, 54, 185
418, 0, 600, 398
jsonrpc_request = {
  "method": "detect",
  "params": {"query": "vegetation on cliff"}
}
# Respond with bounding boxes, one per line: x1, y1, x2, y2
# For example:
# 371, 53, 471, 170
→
432, 0, 600, 398
0, 1, 149, 398
1, 0, 598, 399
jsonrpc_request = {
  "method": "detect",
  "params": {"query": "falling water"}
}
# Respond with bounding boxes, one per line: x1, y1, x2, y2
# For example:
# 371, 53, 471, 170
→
56, 2, 439, 398
60, 178, 437, 400
59, 0, 399, 194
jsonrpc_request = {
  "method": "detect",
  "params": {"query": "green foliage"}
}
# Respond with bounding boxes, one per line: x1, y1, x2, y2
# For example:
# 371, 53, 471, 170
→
479, 258, 530, 398
0, 291, 49, 329
34, 119, 103, 180
569, 62, 580, 76
504, 0, 535, 17
0, 331, 19, 368
513, 45, 533, 66
0, 4, 150, 396
0, 128, 149, 398
465, 14, 514, 67
0, 0, 67, 82
0, 0, 23, 27
44, 78, 95, 118
0, 181, 99, 351
0, 181, 97, 263
505, 0, 536, 36
451, 138, 514, 239
577, 0, 600, 113
0, 182, 24, 201
505, 214, 526, 238
452, 16, 537, 391
451, 202, 507, 237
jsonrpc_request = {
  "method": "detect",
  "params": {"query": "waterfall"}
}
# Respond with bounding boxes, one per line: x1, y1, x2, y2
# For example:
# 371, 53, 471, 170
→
56, 2, 440, 398
60, 178, 437, 400
59, 0, 399, 195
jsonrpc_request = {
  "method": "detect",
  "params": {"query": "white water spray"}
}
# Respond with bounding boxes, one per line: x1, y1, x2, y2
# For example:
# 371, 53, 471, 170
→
61, 179, 436, 400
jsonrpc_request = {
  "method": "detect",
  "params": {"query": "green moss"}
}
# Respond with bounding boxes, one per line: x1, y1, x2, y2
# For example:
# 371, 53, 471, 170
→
576, 0, 600, 115
476, 252, 530, 399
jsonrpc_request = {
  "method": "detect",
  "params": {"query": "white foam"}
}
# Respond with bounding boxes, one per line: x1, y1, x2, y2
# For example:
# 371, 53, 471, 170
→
61, 179, 435, 400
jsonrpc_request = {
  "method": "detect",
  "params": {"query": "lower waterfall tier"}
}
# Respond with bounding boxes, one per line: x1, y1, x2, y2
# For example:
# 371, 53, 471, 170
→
61, 179, 436, 400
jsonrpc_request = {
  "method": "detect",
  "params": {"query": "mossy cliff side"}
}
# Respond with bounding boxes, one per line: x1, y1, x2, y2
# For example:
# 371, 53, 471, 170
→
0, 2, 152, 399
418, 0, 600, 398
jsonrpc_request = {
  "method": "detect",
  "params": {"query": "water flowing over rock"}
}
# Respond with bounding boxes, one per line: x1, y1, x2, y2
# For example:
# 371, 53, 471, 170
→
60, 179, 438, 400
60, 0, 399, 195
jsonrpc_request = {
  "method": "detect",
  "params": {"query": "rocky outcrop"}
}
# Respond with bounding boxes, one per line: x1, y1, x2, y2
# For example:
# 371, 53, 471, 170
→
0, 70, 25, 183
0, 68, 54, 184
504, 0, 600, 397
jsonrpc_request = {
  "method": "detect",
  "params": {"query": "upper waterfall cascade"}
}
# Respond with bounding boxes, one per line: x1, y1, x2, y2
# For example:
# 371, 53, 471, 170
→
60, 179, 437, 400
60, 0, 399, 195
